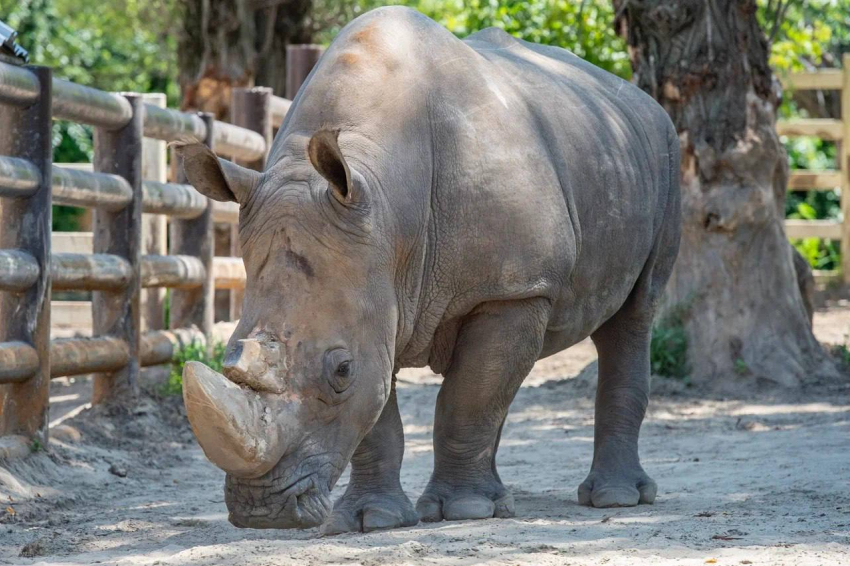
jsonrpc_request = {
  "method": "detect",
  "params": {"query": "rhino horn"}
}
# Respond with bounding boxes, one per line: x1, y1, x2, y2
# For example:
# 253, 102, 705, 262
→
182, 361, 288, 478
222, 338, 287, 393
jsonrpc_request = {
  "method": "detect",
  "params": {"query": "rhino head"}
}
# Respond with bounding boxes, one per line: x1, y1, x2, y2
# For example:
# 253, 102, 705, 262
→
175, 130, 398, 529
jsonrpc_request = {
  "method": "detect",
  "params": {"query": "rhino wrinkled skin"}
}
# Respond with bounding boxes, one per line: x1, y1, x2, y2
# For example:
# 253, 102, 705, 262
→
177, 6, 681, 534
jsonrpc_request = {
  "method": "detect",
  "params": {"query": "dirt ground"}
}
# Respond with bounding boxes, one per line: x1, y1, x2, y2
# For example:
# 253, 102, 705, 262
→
1, 307, 849, 565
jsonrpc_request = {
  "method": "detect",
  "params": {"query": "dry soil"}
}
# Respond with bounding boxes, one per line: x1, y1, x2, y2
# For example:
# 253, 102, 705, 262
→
1, 309, 849, 566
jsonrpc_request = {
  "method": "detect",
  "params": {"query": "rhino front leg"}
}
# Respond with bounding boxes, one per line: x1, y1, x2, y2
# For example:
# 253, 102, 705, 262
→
417, 298, 549, 522
320, 378, 418, 535
579, 309, 657, 508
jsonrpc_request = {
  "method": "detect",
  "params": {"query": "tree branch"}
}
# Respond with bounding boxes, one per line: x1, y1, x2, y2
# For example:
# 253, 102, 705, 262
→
768, 0, 791, 45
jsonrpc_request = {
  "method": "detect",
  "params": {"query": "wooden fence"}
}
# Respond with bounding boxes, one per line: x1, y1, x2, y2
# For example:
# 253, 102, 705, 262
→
0, 46, 323, 449
780, 54, 850, 282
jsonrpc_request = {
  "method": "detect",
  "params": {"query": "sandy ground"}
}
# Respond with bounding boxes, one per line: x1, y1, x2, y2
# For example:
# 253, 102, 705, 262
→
1, 309, 849, 565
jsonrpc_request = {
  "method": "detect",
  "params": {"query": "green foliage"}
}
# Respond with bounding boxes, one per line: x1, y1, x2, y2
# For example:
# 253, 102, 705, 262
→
764, 0, 850, 271
831, 344, 850, 369
29, 438, 44, 453
759, 0, 850, 73
162, 340, 226, 396
650, 316, 689, 380
0, 0, 179, 164
791, 237, 840, 271
1, 0, 179, 99
312, 0, 629, 77
785, 137, 842, 268
2, 0, 180, 231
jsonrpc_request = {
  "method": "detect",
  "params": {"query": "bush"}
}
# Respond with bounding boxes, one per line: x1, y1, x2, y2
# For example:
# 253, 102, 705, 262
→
830, 344, 850, 370
650, 316, 689, 380
162, 340, 226, 396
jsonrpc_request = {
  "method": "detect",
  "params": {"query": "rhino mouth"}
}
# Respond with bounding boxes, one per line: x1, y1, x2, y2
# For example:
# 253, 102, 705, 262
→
182, 348, 347, 530
226, 469, 333, 529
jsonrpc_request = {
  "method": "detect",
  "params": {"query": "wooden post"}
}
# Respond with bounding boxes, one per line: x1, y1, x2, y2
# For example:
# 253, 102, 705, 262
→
0, 66, 52, 442
141, 93, 168, 331
91, 94, 143, 404
842, 54, 850, 283
285, 45, 324, 100
229, 87, 272, 321
170, 113, 215, 337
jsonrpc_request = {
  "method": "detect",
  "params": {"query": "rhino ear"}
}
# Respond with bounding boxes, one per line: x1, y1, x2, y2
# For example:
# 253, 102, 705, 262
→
308, 129, 361, 206
172, 142, 260, 203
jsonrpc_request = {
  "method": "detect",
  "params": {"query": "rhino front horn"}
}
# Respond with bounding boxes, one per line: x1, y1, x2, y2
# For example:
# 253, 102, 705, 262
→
183, 361, 287, 478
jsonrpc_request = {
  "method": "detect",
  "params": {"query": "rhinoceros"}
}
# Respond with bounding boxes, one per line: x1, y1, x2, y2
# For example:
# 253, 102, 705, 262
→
176, 5, 680, 534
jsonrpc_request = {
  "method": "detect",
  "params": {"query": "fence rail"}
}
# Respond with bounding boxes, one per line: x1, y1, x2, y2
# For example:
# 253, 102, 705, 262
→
779, 53, 850, 281
0, 43, 322, 446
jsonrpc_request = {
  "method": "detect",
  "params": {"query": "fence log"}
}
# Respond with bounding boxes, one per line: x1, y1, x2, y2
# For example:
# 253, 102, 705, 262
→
0, 342, 39, 384
230, 87, 272, 320
170, 113, 215, 338
4, 329, 207, 382
0, 249, 39, 292
211, 201, 239, 224
50, 337, 129, 378
0, 61, 267, 158
270, 96, 292, 128
781, 70, 844, 91
842, 54, 850, 283
91, 94, 143, 404
140, 328, 205, 367
142, 94, 169, 332
52, 253, 132, 291
0, 155, 40, 197
52, 78, 133, 130
53, 166, 133, 211
54, 169, 208, 218
0, 66, 52, 441
142, 181, 206, 218
785, 219, 842, 240
776, 118, 844, 140
143, 104, 207, 142
213, 256, 247, 290
0, 63, 39, 106
213, 122, 266, 162
286, 45, 323, 100
787, 170, 843, 190
141, 255, 206, 288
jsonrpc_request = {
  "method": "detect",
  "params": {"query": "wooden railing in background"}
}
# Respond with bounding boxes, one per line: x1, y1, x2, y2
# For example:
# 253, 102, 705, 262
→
0, 44, 324, 448
780, 53, 850, 282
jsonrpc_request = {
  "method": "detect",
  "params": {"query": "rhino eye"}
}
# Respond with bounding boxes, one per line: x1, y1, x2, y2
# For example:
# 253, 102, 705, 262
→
336, 361, 350, 377
325, 349, 354, 394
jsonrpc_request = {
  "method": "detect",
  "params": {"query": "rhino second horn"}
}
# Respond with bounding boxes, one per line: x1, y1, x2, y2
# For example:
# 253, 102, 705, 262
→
223, 338, 286, 393
183, 361, 286, 478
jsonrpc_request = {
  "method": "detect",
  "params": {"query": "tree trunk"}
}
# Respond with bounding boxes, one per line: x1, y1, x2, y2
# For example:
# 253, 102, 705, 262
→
177, 0, 311, 117
613, 0, 834, 387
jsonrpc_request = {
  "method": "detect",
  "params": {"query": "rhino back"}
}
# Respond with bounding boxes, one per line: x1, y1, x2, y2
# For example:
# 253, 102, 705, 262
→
458, 29, 677, 344
415, 26, 677, 352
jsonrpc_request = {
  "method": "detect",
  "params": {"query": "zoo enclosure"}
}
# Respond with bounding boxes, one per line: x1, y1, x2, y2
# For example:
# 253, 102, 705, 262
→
780, 54, 850, 281
0, 45, 323, 447
0, 48, 847, 448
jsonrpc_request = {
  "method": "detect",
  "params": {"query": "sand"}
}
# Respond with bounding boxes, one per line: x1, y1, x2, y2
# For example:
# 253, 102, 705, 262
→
1, 311, 849, 565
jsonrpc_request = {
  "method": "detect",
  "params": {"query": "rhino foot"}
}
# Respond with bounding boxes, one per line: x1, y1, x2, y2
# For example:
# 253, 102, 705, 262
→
416, 480, 515, 522
319, 489, 418, 535
578, 469, 657, 508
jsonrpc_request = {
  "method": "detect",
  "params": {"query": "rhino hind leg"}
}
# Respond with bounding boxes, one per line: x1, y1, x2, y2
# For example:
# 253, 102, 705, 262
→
417, 298, 550, 523
320, 380, 418, 535
578, 310, 657, 508
578, 202, 678, 508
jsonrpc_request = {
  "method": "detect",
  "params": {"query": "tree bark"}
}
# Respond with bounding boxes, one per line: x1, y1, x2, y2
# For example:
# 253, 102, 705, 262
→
613, 0, 834, 386
176, 0, 311, 117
